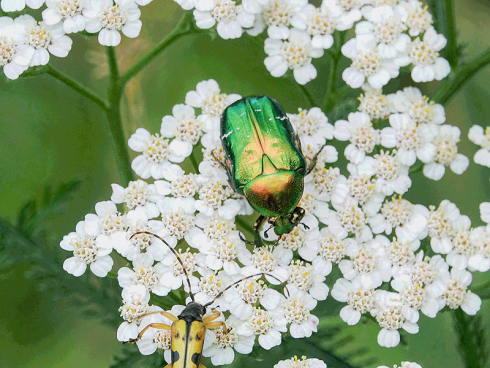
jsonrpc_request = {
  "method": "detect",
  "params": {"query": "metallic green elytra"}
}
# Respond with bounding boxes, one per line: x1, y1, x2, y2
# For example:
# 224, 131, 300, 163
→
220, 95, 317, 246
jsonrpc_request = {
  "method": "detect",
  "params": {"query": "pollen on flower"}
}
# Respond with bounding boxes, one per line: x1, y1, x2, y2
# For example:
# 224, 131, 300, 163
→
347, 175, 375, 204
374, 150, 401, 181
203, 146, 227, 169
248, 308, 274, 335
376, 305, 406, 330
397, 125, 423, 151
132, 265, 159, 289
214, 238, 239, 262
288, 260, 314, 291
480, 127, 490, 150
358, 89, 390, 120
55, 0, 83, 20
119, 299, 148, 323
352, 50, 382, 77
173, 249, 198, 276
281, 40, 313, 69
100, 212, 127, 235
442, 279, 467, 309
289, 108, 321, 136
409, 38, 439, 66
174, 115, 203, 144
373, 20, 404, 45
319, 234, 346, 263
386, 239, 415, 266
25, 25, 52, 49
351, 123, 378, 153
211, 0, 237, 22
201, 92, 231, 117
406, 95, 436, 125
162, 210, 195, 239
0, 36, 17, 66
199, 274, 223, 297
404, 3, 432, 36
306, 9, 336, 36
238, 279, 266, 304
313, 166, 340, 196
263, 0, 294, 27
352, 247, 378, 274
100, 5, 127, 30
411, 258, 437, 286
381, 196, 413, 228
433, 133, 459, 165
127, 224, 153, 250
153, 329, 171, 350
280, 227, 306, 251
427, 205, 454, 239
373, 0, 397, 5
336, 204, 368, 235
348, 288, 376, 313
198, 180, 233, 208
171, 174, 198, 198
297, 192, 316, 213
214, 324, 239, 349
400, 283, 426, 310
203, 217, 236, 240
71, 235, 98, 264
281, 355, 312, 368
251, 246, 278, 272
143, 134, 169, 164
339, 0, 360, 11
452, 229, 475, 256
283, 296, 310, 324
122, 180, 150, 210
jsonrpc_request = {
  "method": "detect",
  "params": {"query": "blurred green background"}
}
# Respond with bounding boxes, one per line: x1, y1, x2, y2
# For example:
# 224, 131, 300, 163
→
2, 0, 490, 367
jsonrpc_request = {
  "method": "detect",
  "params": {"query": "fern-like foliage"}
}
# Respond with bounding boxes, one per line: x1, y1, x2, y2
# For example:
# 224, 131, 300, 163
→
0, 180, 122, 328
453, 309, 489, 368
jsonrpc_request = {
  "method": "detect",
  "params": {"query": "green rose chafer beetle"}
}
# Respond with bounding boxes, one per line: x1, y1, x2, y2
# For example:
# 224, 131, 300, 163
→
215, 95, 324, 247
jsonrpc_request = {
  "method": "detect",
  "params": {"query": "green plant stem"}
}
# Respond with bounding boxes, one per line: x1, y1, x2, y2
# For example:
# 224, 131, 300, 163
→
444, 0, 458, 67
431, 47, 490, 105
46, 65, 108, 109
302, 340, 354, 368
452, 309, 486, 368
298, 83, 315, 107
323, 31, 345, 112
105, 46, 135, 186
472, 279, 490, 299
236, 216, 253, 234
189, 152, 200, 173
119, 12, 197, 87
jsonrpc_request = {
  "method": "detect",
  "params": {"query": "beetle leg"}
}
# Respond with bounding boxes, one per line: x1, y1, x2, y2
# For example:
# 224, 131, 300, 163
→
163, 365, 171, 368
239, 232, 255, 245
253, 215, 267, 247
124, 323, 171, 344
202, 310, 221, 325
199, 365, 207, 368
204, 321, 228, 331
211, 149, 234, 185
132, 310, 178, 322
306, 143, 327, 174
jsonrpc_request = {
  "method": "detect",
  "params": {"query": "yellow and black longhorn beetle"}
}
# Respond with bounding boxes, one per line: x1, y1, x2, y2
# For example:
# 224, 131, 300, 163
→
124, 231, 288, 368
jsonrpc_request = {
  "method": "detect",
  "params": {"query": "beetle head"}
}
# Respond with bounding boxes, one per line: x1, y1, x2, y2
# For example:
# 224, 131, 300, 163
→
244, 171, 304, 218
271, 207, 306, 237
178, 302, 206, 323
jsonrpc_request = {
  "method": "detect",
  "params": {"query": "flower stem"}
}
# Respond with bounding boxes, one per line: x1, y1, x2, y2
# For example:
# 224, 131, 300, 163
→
427, 0, 458, 67
431, 47, 490, 105
119, 12, 199, 87
46, 64, 108, 110
323, 31, 346, 112
297, 83, 315, 107
189, 152, 200, 173
106, 46, 135, 186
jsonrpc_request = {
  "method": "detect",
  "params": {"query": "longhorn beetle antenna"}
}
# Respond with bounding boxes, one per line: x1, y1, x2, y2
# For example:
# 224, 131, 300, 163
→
130, 231, 195, 302
203, 272, 290, 309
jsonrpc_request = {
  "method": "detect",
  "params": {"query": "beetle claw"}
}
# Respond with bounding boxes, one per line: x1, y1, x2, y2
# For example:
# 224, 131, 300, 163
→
301, 222, 310, 230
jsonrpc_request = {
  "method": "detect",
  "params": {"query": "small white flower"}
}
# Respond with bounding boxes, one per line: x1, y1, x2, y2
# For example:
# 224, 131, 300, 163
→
425, 200, 460, 254
469, 125, 490, 168
173, 0, 195, 10
291, 4, 337, 49
1, 0, 43, 12
60, 221, 113, 277
241, 246, 290, 284
398, 0, 432, 37
380, 113, 436, 166
261, 0, 307, 39
111, 179, 163, 219
83, 0, 142, 46
446, 215, 474, 270
388, 86, 445, 125
321, 0, 364, 31
185, 79, 241, 131
118, 253, 169, 295
378, 362, 422, 368
331, 277, 377, 325
193, 269, 232, 309
264, 29, 324, 85
287, 107, 333, 148
0, 17, 35, 80
279, 285, 319, 338
323, 201, 373, 242
16, 15, 72, 66
195, 179, 241, 219
358, 84, 390, 120
198, 231, 246, 275
236, 307, 287, 350
342, 37, 399, 89
117, 284, 150, 341
438, 268, 482, 315
203, 315, 255, 366
275, 356, 327, 368
334, 112, 379, 164
42, 0, 87, 34
84, 200, 127, 239
422, 125, 469, 181
160, 248, 203, 293
287, 260, 329, 301
193, 0, 254, 40
468, 225, 490, 272
161, 104, 204, 151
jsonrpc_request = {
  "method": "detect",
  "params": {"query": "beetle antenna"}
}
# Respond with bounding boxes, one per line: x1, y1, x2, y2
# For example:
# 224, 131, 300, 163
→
130, 231, 195, 302
203, 272, 289, 308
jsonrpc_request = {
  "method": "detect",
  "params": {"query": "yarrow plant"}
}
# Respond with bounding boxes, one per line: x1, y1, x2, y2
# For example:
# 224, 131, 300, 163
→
4, 0, 490, 367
